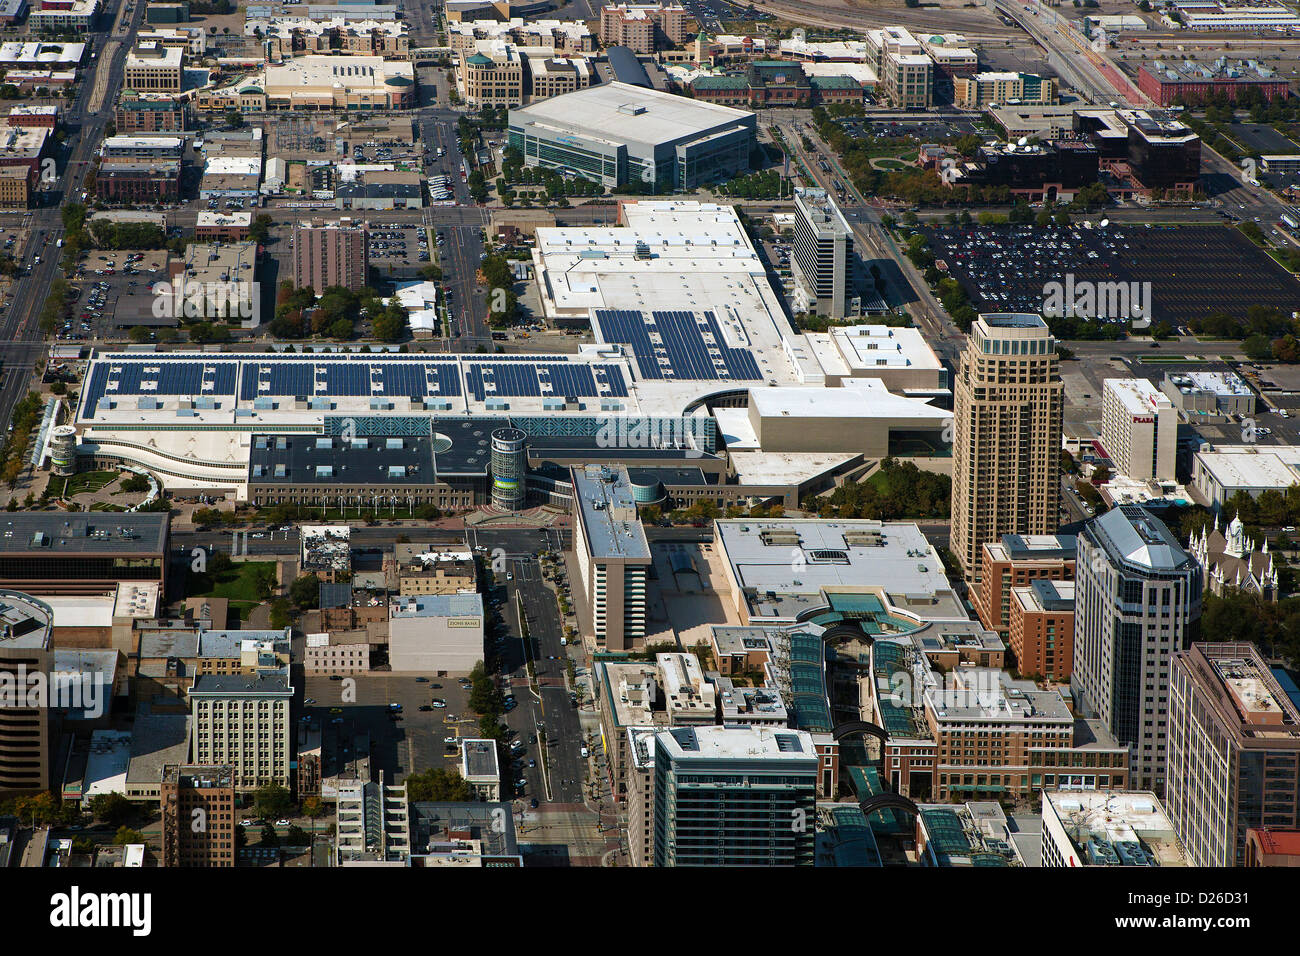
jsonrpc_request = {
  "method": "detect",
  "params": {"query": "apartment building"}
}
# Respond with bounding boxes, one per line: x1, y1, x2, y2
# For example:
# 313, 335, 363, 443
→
188, 673, 293, 791
791, 186, 852, 319
1009, 578, 1074, 681
448, 17, 595, 56
924, 668, 1129, 802
115, 97, 187, 133
652, 725, 817, 866
253, 16, 410, 59
951, 315, 1063, 582
336, 772, 411, 865
1167, 643, 1300, 867
292, 219, 369, 293
1101, 377, 1177, 482
953, 71, 1058, 110
599, 2, 687, 54
1073, 505, 1202, 793
160, 764, 235, 867
124, 42, 184, 94
571, 464, 650, 651
596, 653, 715, 801
866, 26, 933, 109
970, 533, 1076, 638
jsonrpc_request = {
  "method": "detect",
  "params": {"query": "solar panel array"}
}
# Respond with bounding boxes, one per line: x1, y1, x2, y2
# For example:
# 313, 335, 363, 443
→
84, 360, 239, 411
594, 309, 763, 382
239, 361, 462, 400
464, 362, 628, 402
83, 355, 629, 411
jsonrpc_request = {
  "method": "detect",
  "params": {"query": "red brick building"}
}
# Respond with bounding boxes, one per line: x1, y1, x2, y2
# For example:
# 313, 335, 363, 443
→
1137, 63, 1291, 106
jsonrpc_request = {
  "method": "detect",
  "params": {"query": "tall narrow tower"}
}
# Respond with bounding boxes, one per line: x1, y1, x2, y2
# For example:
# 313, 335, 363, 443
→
951, 313, 1063, 581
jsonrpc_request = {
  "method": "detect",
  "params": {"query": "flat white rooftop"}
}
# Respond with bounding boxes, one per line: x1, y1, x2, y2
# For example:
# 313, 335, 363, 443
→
511, 82, 753, 146
1196, 445, 1300, 490
715, 518, 951, 600
1104, 377, 1171, 416
656, 725, 815, 762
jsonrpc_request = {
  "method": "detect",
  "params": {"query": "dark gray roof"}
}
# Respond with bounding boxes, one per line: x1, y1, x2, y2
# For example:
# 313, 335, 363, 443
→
189, 673, 292, 696
0, 513, 168, 555
336, 181, 422, 201
410, 802, 518, 858
319, 582, 353, 609
248, 433, 437, 485
428, 417, 493, 476
606, 46, 651, 88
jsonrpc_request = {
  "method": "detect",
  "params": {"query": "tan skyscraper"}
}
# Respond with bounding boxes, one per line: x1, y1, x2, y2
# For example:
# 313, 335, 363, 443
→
951, 313, 1063, 581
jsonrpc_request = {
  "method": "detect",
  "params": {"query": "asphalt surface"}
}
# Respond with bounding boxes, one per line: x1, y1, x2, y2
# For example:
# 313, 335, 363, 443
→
0, 1, 144, 450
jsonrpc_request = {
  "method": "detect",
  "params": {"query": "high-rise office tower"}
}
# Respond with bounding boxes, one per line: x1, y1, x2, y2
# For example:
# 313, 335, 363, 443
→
651, 725, 817, 866
951, 313, 1063, 581
791, 186, 852, 319
1167, 642, 1300, 867
1072, 505, 1201, 793
0, 592, 52, 796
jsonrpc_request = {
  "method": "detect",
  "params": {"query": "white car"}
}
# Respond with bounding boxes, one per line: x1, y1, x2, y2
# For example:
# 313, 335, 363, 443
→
240, 819, 254, 827
275, 819, 291, 827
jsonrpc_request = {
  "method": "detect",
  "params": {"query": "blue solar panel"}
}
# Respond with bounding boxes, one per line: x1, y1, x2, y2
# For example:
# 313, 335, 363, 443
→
237, 361, 462, 400
82, 360, 239, 411
593, 309, 763, 382
464, 362, 627, 402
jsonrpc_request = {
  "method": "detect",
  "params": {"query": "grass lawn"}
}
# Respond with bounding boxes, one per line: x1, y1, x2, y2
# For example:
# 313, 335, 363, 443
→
61, 470, 119, 497
188, 560, 278, 604
1137, 355, 1206, 365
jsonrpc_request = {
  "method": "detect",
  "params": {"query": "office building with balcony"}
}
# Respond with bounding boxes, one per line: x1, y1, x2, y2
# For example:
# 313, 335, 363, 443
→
652, 725, 817, 866
571, 464, 650, 651
1072, 505, 1202, 793
791, 186, 852, 319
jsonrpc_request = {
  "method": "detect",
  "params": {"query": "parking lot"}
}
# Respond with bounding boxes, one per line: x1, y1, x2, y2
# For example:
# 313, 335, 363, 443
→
65, 248, 169, 341
301, 672, 479, 783
368, 226, 429, 267
922, 223, 1300, 324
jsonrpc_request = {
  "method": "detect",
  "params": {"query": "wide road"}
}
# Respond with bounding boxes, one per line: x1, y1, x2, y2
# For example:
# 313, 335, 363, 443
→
0, 0, 144, 441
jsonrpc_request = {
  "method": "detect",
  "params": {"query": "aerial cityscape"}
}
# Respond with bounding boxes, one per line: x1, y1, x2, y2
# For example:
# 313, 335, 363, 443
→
0, 0, 1296, 908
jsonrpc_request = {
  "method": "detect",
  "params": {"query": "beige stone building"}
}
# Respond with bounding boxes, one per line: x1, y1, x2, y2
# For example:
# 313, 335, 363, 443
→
124, 42, 184, 94
394, 545, 477, 595
188, 673, 293, 791
951, 314, 1063, 582
866, 26, 933, 109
